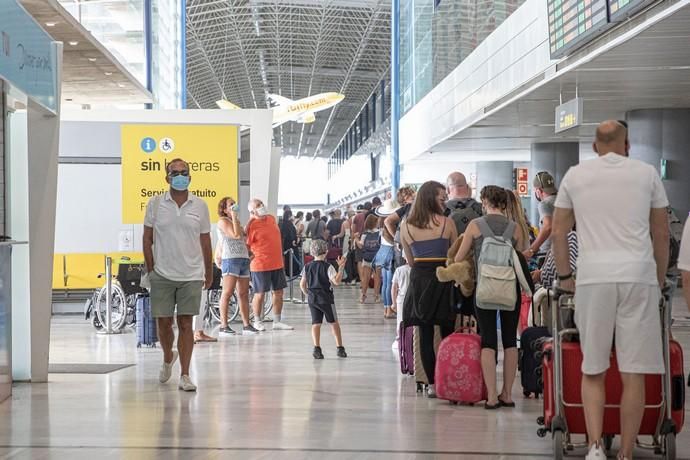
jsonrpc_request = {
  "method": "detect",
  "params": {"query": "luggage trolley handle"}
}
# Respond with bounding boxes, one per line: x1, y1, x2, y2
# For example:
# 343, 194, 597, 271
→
552, 289, 576, 425
661, 277, 677, 425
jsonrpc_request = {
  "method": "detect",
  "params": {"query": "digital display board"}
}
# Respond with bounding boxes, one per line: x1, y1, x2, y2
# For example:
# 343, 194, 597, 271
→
547, 0, 609, 58
608, 0, 652, 21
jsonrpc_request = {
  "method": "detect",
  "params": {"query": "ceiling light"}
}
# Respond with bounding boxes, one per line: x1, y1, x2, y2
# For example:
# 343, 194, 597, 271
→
117, 83, 125, 88
68, 41, 78, 46
104, 72, 113, 76
45, 22, 56, 27
88, 57, 97, 62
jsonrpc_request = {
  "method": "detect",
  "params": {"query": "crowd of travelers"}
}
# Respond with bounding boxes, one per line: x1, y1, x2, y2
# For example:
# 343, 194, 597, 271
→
141, 120, 690, 460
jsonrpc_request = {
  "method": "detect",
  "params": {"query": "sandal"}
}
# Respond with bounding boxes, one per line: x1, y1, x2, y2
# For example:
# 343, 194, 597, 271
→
484, 401, 501, 410
498, 397, 516, 408
359, 294, 366, 304
194, 333, 217, 343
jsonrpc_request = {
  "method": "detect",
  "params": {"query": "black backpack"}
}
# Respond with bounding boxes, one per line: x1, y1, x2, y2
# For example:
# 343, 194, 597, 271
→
447, 199, 483, 234
362, 232, 381, 262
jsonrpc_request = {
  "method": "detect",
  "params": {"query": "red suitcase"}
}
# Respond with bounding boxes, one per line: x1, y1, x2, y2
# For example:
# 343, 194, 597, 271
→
435, 331, 488, 404
542, 340, 685, 436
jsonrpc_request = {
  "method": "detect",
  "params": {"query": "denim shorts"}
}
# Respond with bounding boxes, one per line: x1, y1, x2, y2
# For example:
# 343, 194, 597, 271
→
221, 258, 251, 278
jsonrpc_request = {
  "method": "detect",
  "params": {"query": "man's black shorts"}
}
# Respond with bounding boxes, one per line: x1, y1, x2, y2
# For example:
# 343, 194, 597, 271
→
309, 302, 338, 324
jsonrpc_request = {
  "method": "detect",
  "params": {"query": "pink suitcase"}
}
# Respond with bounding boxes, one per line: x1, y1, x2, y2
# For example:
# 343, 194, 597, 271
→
435, 330, 487, 404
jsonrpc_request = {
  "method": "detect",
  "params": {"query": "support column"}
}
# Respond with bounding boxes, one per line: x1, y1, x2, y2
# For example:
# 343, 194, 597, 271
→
627, 109, 690, 221
390, 0, 400, 192
476, 161, 514, 195
530, 142, 579, 224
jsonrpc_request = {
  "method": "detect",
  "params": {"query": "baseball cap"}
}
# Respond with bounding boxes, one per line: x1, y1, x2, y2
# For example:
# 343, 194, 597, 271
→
533, 171, 557, 194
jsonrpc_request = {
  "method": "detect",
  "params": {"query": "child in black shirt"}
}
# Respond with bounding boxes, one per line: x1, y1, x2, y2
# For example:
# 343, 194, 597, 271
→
300, 239, 347, 359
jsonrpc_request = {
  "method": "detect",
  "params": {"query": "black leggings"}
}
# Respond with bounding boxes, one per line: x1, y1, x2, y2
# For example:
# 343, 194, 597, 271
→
419, 323, 454, 385
475, 306, 519, 352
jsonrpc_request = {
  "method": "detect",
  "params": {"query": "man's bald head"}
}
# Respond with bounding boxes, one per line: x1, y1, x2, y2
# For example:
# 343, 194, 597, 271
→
593, 120, 629, 157
447, 171, 471, 200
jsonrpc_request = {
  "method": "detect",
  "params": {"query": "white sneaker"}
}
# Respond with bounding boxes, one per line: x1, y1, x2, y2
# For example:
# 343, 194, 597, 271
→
159, 350, 178, 383
272, 321, 294, 331
585, 443, 606, 460
252, 321, 266, 332
178, 375, 197, 392
427, 384, 437, 399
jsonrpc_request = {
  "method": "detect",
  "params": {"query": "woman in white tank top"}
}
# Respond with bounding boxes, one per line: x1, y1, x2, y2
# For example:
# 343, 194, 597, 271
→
216, 197, 257, 335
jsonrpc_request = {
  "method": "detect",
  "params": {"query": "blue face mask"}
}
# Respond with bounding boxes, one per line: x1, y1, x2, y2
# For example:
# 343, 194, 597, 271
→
170, 175, 190, 191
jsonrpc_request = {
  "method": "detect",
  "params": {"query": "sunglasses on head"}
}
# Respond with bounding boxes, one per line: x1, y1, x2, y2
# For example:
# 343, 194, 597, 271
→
535, 171, 549, 189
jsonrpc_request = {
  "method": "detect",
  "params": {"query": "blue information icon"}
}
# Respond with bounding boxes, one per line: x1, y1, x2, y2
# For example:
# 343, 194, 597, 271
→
141, 137, 156, 153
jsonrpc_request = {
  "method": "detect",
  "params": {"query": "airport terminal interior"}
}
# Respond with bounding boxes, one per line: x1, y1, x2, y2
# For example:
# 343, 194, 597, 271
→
1, 0, 690, 458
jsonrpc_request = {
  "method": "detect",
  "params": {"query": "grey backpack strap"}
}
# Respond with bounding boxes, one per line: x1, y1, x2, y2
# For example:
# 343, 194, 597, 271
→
502, 221, 516, 241
475, 217, 495, 238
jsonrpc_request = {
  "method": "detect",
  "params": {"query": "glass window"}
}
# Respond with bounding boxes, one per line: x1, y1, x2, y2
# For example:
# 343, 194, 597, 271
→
59, 0, 146, 85
399, 0, 526, 115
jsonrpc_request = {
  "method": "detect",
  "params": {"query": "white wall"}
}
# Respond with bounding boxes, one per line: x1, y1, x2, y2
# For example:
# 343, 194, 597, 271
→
278, 156, 328, 205
55, 164, 140, 253
327, 154, 371, 203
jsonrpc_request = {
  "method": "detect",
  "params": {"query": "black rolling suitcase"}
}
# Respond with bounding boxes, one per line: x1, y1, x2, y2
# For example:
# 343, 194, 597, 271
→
520, 326, 550, 397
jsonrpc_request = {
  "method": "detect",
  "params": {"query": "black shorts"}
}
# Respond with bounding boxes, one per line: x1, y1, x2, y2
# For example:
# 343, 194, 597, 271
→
309, 302, 338, 324
251, 269, 287, 293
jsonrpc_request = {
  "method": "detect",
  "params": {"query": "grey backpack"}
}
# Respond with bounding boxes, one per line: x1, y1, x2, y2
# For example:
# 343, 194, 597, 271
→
475, 218, 517, 311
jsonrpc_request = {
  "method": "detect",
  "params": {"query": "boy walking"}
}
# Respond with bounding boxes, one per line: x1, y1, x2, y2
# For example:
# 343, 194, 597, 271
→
300, 240, 348, 359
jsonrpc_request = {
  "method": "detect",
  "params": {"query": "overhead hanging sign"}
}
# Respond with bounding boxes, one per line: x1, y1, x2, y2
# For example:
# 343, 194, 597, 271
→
121, 124, 239, 224
0, 0, 58, 112
555, 97, 583, 133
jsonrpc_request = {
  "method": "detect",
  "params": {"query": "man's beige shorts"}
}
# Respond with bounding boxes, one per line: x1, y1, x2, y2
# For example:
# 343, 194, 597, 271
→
149, 270, 203, 318
575, 283, 665, 375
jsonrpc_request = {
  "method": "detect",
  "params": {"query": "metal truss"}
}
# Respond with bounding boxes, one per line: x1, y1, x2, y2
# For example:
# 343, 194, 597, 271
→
186, 0, 391, 158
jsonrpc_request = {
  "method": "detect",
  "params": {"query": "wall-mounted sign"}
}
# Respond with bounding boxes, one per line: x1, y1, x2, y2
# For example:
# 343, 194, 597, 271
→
121, 124, 239, 224
0, 0, 58, 112
515, 167, 529, 196
555, 97, 583, 133
608, 0, 654, 22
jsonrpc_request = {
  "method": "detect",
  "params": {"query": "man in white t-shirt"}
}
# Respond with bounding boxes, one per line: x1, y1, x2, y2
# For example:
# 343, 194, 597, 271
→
679, 218, 690, 310
143, 158, 213, 392
551, 121, 670, 460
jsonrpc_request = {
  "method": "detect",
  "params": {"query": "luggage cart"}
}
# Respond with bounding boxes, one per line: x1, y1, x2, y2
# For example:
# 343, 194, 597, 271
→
537, 282, 682, 459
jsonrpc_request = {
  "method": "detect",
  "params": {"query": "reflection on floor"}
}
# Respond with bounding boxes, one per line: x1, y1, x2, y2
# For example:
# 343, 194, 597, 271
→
1, 285, 690, 459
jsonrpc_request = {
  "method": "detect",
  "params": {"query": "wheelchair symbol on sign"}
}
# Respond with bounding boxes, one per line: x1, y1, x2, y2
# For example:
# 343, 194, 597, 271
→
159, 138, 175, 154
140, 137, 156, 153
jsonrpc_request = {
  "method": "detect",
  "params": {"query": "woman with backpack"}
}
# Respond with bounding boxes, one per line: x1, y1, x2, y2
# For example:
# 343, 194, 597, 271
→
356, 214, 382, 303
454, 186, 531, 409
400, 181, 458, 398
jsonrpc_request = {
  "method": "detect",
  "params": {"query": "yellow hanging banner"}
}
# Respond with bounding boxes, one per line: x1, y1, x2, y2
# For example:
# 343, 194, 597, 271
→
121, 124, 239, 224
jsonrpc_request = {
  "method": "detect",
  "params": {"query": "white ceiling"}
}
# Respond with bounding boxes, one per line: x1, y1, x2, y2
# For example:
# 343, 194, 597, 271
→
20, 0, 152, 106
433, 1, 690, 154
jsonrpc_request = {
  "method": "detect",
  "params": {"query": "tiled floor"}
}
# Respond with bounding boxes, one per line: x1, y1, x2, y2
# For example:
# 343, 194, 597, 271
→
1, 285, 690, 459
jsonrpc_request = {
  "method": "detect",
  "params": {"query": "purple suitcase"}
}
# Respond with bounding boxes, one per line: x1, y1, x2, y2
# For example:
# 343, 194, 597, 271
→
399, 323, 414, 375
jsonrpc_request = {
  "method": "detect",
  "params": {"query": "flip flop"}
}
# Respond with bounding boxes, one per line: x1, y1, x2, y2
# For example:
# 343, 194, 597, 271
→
498, 397, 516, 408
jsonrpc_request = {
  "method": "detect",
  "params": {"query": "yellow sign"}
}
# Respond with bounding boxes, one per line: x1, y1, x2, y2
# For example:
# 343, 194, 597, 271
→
121, 124, 239, 223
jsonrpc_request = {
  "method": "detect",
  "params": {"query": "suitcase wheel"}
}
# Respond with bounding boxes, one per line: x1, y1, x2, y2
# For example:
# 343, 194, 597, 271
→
537, 416, 545, 426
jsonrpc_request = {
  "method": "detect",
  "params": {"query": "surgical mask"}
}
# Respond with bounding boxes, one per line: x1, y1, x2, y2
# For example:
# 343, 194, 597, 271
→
171, 175, 190, 191
255, 206, 267, 217
230, 203, 239, 212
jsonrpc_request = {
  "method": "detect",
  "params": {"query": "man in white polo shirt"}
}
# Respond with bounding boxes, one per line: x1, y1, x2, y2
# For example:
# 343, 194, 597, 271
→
552, 120, 670, 460
679, 217, 690, 309
143, 158, 213, 392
